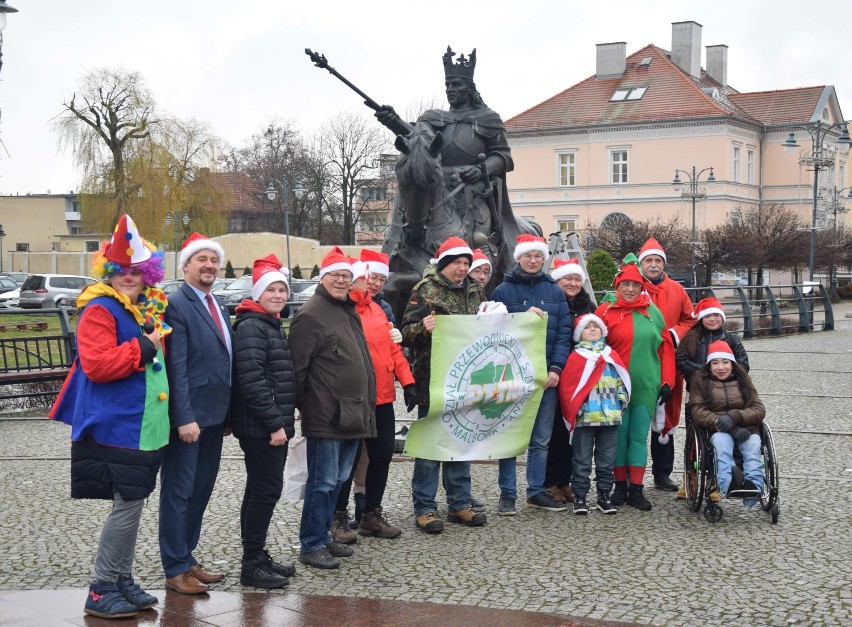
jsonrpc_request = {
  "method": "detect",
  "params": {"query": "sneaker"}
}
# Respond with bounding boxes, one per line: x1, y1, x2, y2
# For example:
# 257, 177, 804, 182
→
448, 507, 487, 526
325, 540, 355, 558
498, 496, 517, 516
359, 507, 402, 539
595, 489, 617, 515
84, 581, 139, 618
415, 511, 444, 534
298, 547, 340, 570
116, 575, 158, 610
572, 494, 588, 515
546, 485, 567, 504
525, 491, 568, 512
470, 497, 486, 513
240, 555, 289, 589
331, 510, 358, 544
610, 481, 628, 506
626, 484, 652, 511
262, 550, 296, 578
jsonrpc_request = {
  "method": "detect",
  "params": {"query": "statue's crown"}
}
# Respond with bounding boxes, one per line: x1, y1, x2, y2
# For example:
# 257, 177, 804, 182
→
443, 46, 476, 80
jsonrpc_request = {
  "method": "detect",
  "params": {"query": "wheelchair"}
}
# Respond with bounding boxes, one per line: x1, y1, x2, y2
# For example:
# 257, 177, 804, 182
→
683, 418, 780, 524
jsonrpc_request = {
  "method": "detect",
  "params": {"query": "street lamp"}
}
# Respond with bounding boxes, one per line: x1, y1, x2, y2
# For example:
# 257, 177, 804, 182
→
824, 186, 852, 299
266, 179, 305, 271
781, 120, 852, 282
0, 1, 19, 75
164, 212, 190, 279
673, 165, 715, 287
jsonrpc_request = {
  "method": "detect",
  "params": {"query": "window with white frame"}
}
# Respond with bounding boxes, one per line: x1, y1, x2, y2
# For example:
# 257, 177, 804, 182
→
556, 216, 578, 233
732, 144, 741, 183
747, 148, 755, 184
557, 152, 576, 187
610, 149, 628, 184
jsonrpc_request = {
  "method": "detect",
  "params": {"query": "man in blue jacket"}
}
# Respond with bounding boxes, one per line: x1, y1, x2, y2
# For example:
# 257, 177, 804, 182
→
491, 235, 572, 515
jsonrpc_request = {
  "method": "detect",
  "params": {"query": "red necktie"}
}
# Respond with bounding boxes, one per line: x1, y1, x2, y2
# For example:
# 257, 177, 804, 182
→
205, 294, 226, 341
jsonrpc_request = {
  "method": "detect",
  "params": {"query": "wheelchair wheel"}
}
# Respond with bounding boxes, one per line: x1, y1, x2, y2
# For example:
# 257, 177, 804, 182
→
704, 502, 723, 523
683, 422, 706, 512
759, 423, 780, 521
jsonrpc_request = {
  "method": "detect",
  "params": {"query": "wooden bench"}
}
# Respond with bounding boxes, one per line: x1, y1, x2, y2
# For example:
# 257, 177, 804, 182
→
0, 320, 50, 332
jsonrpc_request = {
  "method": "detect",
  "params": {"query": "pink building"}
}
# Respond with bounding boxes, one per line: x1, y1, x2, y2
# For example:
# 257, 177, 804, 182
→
505, 21, 849, 245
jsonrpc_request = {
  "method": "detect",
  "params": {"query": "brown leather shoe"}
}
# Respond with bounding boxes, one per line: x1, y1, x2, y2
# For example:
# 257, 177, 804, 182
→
546, 485, 567, 504
189, 563, 225, 584
165, 572, 209, 595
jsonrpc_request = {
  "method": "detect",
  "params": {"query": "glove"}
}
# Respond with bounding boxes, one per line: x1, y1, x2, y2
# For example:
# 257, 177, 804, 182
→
732, 427, 751, 444
389, 327, 402, 344
403, 385, 417, 412
715, 414, 735, 433
657, 384, 671, 406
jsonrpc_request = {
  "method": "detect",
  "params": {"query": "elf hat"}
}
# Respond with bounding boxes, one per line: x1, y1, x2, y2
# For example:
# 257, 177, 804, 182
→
638, 237, 666, 264
319, 246, 353, 279
469, 248, 491, 273
251, 253, 289, 301
513, 234, 549, 260
573, 313, 608, 343
179, 232, 226, 270
551, 257, 585, 283
430, 237, 473, 270
693, 297, 726, 322
706, 340, 736, 364
612, 261, 645, 287
360, 249, 390, 278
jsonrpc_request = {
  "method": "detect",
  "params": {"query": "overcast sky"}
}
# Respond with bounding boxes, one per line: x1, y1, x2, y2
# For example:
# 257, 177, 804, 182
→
2, 0, 850, 196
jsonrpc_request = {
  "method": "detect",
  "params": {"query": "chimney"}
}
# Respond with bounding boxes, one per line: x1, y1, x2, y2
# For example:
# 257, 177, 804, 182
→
596, 42, 626, 78
706, 44, 728, 86
671, 21, 702, 78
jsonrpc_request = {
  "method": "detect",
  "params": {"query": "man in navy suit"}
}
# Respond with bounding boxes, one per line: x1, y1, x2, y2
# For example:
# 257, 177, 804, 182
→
159, 233, 232, 594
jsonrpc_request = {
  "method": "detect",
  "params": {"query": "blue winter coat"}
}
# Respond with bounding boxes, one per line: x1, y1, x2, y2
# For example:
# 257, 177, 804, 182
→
491, 266, 572, 373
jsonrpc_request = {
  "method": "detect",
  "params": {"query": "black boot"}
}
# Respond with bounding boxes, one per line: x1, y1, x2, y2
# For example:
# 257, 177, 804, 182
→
240, 555, 289, 589
353, 493, 365, 529
610, 481, 628, 506
626, 484, 652, 511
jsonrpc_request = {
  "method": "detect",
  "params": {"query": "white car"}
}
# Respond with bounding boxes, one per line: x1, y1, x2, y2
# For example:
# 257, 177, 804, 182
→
0, 287, 20, 308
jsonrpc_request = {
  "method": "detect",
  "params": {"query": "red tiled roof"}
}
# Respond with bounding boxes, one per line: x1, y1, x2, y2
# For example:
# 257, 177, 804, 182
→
506, 44, 824, 132
728, 86, 826, 125
198, 171, 267, 213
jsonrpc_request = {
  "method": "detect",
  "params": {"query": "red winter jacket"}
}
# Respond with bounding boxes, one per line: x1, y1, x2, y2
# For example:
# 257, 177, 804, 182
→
350, 289, 414, 404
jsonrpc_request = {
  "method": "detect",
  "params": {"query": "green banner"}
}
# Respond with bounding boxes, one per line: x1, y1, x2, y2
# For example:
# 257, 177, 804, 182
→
403, 312, 547, 461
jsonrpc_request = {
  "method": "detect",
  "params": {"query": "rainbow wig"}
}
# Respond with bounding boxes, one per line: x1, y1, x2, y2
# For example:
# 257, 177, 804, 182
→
92, 238, 165, 286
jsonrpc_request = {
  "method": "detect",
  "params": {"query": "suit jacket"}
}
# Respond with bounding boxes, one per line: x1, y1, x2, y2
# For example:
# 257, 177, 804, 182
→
164, 282, 233, 428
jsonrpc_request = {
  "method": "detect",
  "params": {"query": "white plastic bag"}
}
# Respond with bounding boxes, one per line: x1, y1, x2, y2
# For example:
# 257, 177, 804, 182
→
283, 421, 307, 503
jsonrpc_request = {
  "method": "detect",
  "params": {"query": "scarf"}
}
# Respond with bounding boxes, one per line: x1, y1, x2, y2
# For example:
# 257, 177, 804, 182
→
77, 282, 172, 336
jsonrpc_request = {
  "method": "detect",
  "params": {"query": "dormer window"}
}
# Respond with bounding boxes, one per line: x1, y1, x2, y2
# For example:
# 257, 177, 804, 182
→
610, 86, 647, 102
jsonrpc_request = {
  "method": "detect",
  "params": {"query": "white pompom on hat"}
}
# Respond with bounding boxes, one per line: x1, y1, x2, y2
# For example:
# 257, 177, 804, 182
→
513, 234, 549, 260
706, 340, 736, 364
573, 313, 608, 343
251, 253, 289, 301
179, 232, 226, 270
551, 257, 585, 283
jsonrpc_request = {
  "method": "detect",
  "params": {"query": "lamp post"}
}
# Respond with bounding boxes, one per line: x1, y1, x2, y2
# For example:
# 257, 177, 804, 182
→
673, 165, 715, 287
265, 179, 305, 271
164, 212, 190, 279
825, 186, 852, 299
781, 120, 852, 282
0, 1, 19, 75
0, 223, 5, 273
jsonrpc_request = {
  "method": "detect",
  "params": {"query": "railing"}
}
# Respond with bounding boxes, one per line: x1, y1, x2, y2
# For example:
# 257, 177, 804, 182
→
595, 284, 834, 338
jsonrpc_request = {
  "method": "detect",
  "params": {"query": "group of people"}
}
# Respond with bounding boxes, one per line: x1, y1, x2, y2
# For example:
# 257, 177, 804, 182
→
50, 214, 767, 620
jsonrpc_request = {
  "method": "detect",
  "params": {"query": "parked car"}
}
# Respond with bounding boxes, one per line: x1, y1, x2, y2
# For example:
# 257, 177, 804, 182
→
0, 272, 29, 286
0, 277, 19, 295
158, 278, 230, 296
0, 287, 20, 308
214, 275, 254, 314
286, 279, 320, 318
19, 274, 97, 310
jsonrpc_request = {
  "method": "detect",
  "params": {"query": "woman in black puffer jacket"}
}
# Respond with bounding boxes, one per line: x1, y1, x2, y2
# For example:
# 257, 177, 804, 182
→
230, 254, 296, 589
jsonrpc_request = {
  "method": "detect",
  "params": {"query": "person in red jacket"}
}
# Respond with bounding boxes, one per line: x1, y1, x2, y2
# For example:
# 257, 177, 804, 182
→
637, 237, 696, 492
333, 250, 416, 539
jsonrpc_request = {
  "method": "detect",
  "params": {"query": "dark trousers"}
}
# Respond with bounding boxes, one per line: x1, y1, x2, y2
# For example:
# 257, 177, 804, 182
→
544, 402, 573, 487
650, 431, 675, 480
238, 437, 287, 560
336, 403, 396, 511
159, 423, 224, 578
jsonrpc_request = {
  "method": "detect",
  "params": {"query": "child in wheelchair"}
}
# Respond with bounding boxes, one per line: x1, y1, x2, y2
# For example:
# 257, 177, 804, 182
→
688, 341, 765, 507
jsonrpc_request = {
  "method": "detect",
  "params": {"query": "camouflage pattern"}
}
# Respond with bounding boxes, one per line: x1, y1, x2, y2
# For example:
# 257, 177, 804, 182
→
401, 266, 484, 405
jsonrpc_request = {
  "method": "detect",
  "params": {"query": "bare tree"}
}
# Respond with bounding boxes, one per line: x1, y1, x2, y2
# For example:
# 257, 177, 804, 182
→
585, 216, 690, 274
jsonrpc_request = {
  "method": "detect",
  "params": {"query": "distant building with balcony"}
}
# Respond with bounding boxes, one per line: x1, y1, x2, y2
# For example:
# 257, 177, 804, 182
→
354, 154, 397, 245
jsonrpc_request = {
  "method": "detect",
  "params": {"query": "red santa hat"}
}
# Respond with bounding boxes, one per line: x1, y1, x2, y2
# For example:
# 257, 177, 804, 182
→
469, 248, 491, 273
319, 246, 354, 279
637, 237, 666, 264
430, 237, 473, 270
551, 257, 585, 283
104, 214, 152, 266
612, 261, 645, 287
513, 234, 549, 260
706, 340, 736, 364
179, 232, 226, 270
573, 313, 608, 343
693, 297, 726, 322
251, 253, 290, 301
360, 249, 390, 278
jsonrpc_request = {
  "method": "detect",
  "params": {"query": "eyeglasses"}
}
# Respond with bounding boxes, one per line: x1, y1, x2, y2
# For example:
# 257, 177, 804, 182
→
366, 275, 388, 286
519, 253, 545, 261
326, 272, 353, 283
560, 276, 583, 284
